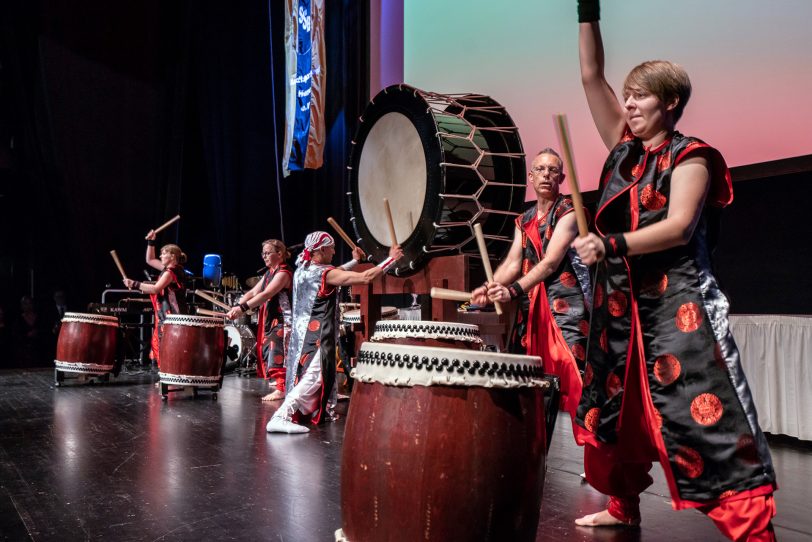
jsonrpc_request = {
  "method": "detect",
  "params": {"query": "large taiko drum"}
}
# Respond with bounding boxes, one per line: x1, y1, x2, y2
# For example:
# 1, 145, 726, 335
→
348, 84, 526, 276
158, 315, 225, 398
337, 342, 547, 542
54, 313, 119, 379
370, 319, 482, 350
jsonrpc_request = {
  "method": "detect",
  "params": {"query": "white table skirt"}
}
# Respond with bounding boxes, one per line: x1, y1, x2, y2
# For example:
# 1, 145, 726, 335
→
729, 314, 812, 441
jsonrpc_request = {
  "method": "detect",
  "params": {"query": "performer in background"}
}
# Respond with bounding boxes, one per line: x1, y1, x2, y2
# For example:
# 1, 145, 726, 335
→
123, 230, 188, 367
267, 231, 400, 434
227, 239, 292, 402
472, 147, 590, 425
569, 1, 776, 539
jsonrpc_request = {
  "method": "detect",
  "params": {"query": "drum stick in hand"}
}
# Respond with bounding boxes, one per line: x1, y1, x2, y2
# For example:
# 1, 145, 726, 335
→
110, 250, 128, 281
473, 223, 503, 315
553, 114, 589, 237
383, 198, 398, 246
193, 289, 232, 311
327, 217, 358, 251
196, 307, 226, 318
430, 287, 472, 302
152, 214, 181, 236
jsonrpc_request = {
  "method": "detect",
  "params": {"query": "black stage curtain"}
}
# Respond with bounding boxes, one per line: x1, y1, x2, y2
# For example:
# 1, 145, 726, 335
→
714, 169, 812, 315
1, 0, 368, 315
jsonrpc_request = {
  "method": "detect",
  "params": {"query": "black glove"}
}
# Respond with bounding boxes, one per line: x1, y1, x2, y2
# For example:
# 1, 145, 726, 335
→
578, 0, 600, 23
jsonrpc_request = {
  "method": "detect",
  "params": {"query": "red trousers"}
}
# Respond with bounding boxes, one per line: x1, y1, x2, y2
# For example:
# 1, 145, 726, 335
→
267, 367, 286, 392
584, 445, 776, 541
582, 325, 776, 541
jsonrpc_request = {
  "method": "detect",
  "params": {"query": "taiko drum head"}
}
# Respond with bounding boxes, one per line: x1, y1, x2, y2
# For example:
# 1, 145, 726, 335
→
348, 84, 526, 276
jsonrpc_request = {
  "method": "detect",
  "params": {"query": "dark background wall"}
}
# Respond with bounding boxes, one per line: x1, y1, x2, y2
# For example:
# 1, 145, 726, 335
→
0, 0, 368, 318
714, 165, 812, 314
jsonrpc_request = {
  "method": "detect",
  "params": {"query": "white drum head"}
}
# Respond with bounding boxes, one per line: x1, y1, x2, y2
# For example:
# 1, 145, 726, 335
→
358, 112, 426, 246
343, 306, 398, 324
225, 325, 256, 362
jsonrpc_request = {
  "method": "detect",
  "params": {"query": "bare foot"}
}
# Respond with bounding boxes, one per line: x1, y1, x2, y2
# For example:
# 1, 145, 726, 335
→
262, 389, 285, 402
575, 509, 640, 527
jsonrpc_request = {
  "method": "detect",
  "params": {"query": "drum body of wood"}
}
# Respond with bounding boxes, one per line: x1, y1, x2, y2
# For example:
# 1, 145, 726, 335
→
54, 313, 119, 375
339, 342, 547, 542
159, 315, 225, 387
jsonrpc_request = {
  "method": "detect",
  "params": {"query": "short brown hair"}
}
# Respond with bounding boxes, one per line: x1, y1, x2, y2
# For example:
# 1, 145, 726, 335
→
623, 60, 692, 122
262, 239, 291, 261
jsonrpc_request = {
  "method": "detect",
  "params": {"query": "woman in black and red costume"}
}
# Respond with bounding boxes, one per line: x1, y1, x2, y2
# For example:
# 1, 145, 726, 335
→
570, 1, 777, 539
227, 239, 292, 402
123, 230, 188, 368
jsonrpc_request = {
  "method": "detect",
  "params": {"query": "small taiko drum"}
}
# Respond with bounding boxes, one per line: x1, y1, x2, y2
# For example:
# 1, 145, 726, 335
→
341, 305, 398, 326
158, 315, 225, 399
370, 319, 482, 350
54, 313, 119, 380
337, 342, 547, 542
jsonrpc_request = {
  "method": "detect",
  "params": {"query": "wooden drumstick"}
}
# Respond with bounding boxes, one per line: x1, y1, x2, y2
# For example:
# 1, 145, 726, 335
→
193, 289, 232, 311
327, 217, 358, 251
110, 250, 128, 281
473, 223, 503, 315
383, 198, 398, 246
196, 307, 227, 318
152, 214, 181, 236
430, 287, 472, 302
553, 114, 589, 237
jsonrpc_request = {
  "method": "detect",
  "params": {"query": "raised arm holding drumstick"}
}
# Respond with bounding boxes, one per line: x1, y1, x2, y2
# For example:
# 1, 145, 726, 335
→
267, 231, 401, 434
470, 145, 591, 450
122, 227, 189, 368
569, 1, 776, 535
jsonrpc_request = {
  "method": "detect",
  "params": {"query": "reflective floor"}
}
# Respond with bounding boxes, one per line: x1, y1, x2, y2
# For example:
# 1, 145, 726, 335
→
0, 368, 809, 541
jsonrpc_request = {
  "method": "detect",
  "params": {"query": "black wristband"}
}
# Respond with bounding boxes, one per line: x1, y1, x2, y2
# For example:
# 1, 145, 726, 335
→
601, 233, 628, 258
133, 281, 141, 290
507, 281, 525, 300
577, 0, 600, 23
147, 239, 156, 246
239, 302, 250, 312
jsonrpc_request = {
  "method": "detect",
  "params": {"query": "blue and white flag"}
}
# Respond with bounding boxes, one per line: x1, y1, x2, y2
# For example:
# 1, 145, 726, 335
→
283, 0, 325, 176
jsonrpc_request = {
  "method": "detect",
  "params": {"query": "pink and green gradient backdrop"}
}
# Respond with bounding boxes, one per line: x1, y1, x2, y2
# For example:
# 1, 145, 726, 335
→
386, 0, 812, 194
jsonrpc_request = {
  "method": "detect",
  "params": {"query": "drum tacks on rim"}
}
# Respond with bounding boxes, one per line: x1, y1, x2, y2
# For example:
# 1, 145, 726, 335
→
347, 84, 526, 276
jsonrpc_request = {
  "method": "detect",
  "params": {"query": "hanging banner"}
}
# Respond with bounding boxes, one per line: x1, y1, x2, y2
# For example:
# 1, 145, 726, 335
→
283, 0, 325, 176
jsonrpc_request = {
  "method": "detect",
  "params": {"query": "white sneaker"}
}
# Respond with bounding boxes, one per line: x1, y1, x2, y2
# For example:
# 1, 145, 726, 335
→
266, 417, 310, 434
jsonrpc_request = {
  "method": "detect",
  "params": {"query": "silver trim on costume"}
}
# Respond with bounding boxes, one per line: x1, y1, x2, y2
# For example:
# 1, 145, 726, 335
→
285, 262, 331, 392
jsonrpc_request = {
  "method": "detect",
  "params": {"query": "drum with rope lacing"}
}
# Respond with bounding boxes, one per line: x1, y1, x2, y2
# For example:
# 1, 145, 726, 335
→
347, 84, 526, 276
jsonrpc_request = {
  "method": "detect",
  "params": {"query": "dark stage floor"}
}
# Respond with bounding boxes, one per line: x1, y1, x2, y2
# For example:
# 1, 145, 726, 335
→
0, 368, 810, 542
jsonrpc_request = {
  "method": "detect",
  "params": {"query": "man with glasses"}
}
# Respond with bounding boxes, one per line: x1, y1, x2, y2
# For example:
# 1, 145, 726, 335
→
472, 148, 591, 434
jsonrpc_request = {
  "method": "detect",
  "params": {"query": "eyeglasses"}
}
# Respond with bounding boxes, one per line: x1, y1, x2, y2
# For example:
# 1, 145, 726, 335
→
531, 165, 562, 176
261, 252, 275, 257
